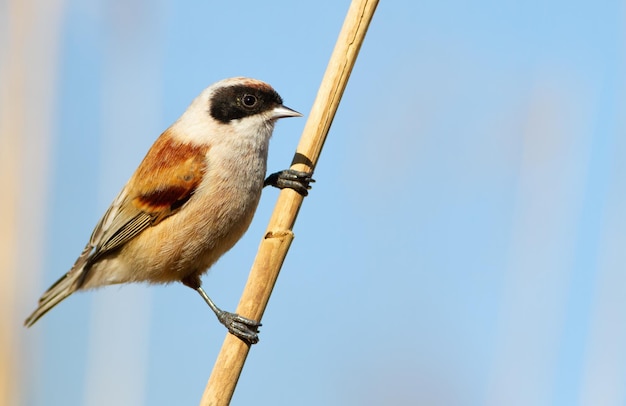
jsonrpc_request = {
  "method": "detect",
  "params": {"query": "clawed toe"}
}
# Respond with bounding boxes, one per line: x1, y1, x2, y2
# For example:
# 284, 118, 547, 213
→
217, 310, 262, 344
264, 169, 315, 196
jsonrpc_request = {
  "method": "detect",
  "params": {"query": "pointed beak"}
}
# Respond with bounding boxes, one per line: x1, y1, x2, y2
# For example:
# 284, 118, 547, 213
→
271, 105, 303, 120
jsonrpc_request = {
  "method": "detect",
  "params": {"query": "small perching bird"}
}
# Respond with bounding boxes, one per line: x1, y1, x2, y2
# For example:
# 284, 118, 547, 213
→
24, 77, 312, 344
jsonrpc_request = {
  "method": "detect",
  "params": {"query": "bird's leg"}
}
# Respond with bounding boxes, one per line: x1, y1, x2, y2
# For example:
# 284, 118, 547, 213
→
264, 169, 315, 196
195, 286, 261, 344
182, 276, 261, 345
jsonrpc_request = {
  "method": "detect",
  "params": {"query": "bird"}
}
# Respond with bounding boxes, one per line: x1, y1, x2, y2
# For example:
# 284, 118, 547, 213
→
24, 77, 313, 344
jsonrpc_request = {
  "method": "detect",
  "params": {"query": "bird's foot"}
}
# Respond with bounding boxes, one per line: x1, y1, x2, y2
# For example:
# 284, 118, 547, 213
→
264, 169, 315, 196
215, 309, 262, 345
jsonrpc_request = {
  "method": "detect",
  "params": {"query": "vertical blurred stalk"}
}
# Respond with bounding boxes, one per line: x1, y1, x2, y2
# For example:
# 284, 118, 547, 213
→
0, 4, 21, 400
0, 0, 64, 405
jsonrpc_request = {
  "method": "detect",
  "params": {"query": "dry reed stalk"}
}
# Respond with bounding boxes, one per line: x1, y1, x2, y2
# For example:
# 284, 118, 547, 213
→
199, 1, 379, 404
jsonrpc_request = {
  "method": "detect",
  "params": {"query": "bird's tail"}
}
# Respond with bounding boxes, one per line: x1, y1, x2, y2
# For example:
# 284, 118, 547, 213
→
24, 243, 92, 327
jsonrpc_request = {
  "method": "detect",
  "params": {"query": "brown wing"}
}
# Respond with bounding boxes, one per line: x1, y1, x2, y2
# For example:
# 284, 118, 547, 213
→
89, 132, 209, 262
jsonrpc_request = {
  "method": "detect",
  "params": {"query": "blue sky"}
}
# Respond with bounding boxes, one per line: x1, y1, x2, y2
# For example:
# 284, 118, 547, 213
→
17, 0, 626, 405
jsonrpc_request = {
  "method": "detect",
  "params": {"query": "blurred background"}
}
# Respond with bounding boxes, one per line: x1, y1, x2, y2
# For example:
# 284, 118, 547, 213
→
2, 0, 625, 405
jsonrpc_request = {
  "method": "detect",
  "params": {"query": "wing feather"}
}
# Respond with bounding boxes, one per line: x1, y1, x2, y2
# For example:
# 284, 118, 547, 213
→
89, 137, 208, 261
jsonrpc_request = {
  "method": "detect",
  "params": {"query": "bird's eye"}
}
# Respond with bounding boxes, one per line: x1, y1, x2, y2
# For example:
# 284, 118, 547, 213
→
241, 94, 258, 108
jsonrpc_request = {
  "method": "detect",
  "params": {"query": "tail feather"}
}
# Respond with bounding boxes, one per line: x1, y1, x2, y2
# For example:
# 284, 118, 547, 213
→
24, 243, 93, 327
24, 271, 83, 327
